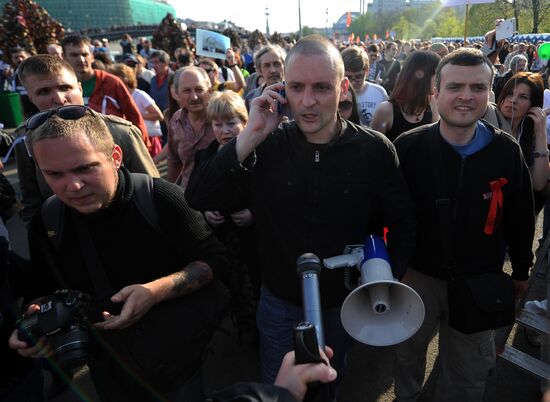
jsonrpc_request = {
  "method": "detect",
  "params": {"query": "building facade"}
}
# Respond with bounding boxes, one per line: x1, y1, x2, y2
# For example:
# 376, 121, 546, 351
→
0, 0, 177, 31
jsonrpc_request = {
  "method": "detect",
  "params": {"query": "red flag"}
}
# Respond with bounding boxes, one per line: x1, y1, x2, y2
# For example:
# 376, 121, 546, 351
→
346, 11, 352, 27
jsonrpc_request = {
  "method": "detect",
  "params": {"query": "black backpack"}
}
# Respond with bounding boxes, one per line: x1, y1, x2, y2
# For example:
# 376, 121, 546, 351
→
42, 173, 159, 250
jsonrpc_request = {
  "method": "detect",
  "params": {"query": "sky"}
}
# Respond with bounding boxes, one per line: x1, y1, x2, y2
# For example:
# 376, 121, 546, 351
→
170, 1, 371, 34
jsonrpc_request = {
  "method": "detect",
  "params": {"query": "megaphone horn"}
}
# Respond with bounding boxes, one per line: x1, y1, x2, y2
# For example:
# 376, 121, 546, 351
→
326, 236, 425, 347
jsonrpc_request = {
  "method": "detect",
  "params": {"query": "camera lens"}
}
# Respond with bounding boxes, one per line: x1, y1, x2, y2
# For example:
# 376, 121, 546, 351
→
51, 324, 90, 370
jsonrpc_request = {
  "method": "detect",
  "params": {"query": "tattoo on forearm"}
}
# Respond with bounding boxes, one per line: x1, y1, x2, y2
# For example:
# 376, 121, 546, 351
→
171, 261, 212, 295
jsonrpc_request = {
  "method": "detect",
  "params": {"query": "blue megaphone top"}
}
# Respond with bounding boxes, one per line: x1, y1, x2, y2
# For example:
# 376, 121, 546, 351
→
363, 235, 390, 263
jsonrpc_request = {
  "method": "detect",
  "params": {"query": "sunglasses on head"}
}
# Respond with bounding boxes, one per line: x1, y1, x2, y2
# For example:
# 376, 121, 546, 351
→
26, 105, 92, 130
338, 100, 353, 111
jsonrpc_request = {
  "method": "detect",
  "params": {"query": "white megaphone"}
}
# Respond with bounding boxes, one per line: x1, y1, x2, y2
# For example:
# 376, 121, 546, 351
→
323, 235, 425, 346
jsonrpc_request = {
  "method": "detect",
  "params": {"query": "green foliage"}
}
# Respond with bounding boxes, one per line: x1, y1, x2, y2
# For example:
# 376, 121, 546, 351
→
349, 0, 550, 41
301, 25, 316, 36
0, 0, 64, 59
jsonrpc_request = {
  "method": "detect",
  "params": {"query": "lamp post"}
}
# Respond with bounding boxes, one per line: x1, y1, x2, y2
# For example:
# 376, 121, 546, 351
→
265, 7, 270, 36
325, 8, 328, 37
298, 0, 302, 39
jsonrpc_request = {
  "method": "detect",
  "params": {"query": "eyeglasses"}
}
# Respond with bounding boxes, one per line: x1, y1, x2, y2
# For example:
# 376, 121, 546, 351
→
345, 71, 365, 83
26, 105, 91, 130
338, 100, 353, 111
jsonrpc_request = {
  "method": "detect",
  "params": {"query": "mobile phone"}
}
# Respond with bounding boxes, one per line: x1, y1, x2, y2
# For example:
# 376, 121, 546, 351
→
277, 82, 286, 115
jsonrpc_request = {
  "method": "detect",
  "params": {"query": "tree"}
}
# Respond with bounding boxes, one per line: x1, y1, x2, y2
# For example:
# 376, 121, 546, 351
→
393, 16, 420, 40
152, 13, 194, 56
529, 0, 550, 32
436, 10, 463, 38
0, 0, 64, 59
301, 25, 316, 36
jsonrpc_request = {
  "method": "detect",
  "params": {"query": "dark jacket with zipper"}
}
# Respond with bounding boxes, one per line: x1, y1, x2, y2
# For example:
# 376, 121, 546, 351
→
186, 119, 417, 307
394, 121, 534, 281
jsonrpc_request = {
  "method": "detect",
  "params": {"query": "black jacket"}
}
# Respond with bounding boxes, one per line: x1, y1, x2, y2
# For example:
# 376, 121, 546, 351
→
25, 168, 228, 392
186, 119, 417, 307
394, 122, 534, 281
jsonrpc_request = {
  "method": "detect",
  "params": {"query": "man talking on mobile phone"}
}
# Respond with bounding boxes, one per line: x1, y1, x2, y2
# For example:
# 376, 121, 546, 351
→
186, 34, 417, 384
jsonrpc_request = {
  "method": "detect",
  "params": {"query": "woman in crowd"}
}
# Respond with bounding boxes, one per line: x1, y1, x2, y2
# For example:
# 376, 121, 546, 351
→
496, 72, 549, 194
371, 50, 440, 142
109, 63, 164, 157
187, 91, 260, 345
338, 85, 360, 124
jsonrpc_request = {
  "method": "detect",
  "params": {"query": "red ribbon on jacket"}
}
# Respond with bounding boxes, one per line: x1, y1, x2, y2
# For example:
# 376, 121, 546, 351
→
484, 178, 508, 235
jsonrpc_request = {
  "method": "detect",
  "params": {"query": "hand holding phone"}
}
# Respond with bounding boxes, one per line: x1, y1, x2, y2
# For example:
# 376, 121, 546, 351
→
277, 83, 287, 115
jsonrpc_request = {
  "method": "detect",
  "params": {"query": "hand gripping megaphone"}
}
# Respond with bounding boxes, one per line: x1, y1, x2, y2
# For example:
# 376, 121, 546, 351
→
323, 235, 425, 346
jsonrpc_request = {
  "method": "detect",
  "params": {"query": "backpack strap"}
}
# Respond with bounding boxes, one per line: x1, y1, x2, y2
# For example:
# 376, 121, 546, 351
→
130, 173, 160, 234
42, 173, 161, 249
41, 195, 65, 251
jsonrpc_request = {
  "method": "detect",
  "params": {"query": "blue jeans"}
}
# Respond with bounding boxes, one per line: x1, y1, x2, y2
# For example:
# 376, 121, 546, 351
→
256, 287, 352, 384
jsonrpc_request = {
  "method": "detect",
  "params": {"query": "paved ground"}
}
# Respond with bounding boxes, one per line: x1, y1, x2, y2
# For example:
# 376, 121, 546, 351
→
2, 154, 546, 401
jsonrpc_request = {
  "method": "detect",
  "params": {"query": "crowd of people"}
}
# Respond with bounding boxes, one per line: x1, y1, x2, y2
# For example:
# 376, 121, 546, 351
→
0, 22, 549, 402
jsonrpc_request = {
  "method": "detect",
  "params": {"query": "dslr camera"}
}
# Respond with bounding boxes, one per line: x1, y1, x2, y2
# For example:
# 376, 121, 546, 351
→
16, 289, 100, 369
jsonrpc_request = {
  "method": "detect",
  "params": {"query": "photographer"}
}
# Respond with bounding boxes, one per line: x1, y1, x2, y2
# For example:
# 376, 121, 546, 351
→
8, 107, 228, 402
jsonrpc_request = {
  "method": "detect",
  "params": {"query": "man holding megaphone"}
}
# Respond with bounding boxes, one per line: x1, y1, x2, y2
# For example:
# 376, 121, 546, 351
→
393, 48, 535, 402
186, 34, 417, 385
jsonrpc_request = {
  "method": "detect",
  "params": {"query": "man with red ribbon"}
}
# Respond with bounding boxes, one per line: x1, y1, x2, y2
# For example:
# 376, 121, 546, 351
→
393, 48, 535, 402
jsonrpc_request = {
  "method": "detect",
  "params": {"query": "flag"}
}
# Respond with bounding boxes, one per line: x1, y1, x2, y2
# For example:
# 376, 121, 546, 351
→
443, 0, 495, 6
346, 11, 352, 28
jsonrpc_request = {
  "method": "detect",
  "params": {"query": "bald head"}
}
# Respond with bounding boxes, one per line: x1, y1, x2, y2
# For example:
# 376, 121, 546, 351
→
285, 35, 344, 81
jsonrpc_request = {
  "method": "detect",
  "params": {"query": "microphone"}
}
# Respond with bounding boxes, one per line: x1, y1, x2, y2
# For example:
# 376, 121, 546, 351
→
296, 253, 325, 349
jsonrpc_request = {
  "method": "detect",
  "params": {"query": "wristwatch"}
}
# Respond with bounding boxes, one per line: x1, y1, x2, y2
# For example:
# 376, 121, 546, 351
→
534, 150, 550, 158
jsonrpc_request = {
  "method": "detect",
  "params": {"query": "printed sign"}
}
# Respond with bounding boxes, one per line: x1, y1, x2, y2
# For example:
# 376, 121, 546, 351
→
196, 29, 230, 60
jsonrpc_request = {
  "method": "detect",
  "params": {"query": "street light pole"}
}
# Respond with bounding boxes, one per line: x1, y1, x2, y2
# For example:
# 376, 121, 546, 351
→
265, 7, 270, 36
298, 0, 302, 38
325, 8, 328, 37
